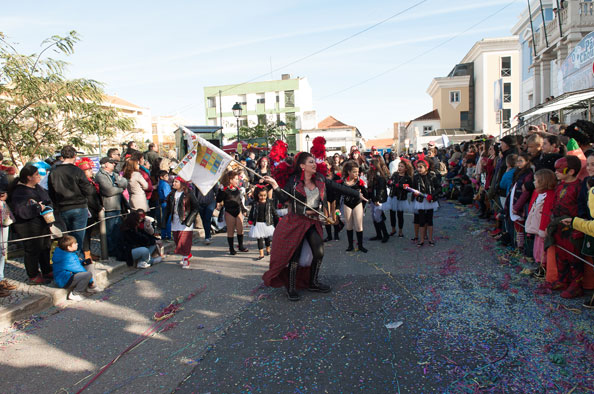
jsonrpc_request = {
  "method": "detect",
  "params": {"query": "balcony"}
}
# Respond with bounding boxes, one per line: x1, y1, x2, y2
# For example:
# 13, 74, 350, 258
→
533, 1, 594, 56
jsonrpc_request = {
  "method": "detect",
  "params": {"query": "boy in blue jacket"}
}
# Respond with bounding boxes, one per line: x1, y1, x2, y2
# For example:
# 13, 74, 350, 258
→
157, 170, 172, 240
52, 235, 96, 301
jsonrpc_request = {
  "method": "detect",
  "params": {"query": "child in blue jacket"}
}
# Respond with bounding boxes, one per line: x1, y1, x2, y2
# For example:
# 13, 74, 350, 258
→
52, 235, 96, 301
157, 170, 172, 240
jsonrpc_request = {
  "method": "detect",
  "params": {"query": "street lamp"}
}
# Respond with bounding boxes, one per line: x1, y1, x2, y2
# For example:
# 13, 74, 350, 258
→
232, 102, 242, 152
277, 120, 286, 142
305, 134, 310, 152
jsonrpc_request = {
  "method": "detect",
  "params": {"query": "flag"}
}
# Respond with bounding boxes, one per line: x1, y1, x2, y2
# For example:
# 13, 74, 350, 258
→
173, 126, 233, 194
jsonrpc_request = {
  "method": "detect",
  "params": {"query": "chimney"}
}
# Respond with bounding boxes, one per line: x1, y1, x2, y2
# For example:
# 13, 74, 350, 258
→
281, 74, 290, 80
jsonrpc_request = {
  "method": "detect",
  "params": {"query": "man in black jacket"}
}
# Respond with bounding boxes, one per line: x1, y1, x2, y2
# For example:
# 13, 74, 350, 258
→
48, 145, 95, 252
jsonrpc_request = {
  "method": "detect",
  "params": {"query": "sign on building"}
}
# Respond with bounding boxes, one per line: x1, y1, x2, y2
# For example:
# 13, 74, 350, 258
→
559, 31, 594, 94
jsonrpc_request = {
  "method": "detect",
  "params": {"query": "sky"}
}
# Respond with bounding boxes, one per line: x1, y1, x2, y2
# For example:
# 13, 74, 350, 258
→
1, 0, 527, 138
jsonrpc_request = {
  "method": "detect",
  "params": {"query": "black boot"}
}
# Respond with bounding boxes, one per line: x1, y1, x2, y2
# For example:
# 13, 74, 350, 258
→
356, 231, 368, 253
237, 234, 248, 252
324, 225, 332, 242
380, 221, 389, 243
287, 260, 301, 301
308, 259, 331, 293
227, 237, 236, 255
334, 224, 340, 241
346, 230, 354, 251
370, 222, 382, 241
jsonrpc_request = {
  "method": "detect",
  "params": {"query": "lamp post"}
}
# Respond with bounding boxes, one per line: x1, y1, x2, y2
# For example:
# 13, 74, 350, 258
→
305, 134, 310, 152
232, 102, 242, 152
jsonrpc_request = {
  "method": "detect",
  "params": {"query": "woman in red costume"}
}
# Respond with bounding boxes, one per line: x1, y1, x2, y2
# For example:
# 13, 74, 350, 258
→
262, 152, 360, 301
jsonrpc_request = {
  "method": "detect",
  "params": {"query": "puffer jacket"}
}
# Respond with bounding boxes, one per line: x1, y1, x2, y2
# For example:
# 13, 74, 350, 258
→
52, 247, 93, 288
94, 168, 128, 212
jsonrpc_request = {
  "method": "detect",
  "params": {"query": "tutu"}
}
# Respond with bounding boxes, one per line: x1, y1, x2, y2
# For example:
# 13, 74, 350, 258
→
413, 199, 439, 212
249, 222, 275, 239
390, 198, 412, 213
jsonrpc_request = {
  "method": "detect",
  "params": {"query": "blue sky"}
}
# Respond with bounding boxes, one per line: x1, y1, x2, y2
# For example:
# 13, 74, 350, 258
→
1, 0, 526, 138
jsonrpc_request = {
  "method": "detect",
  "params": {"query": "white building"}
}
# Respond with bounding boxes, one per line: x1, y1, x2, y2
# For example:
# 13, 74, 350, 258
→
203, 74, 314, 143
299, 116, 364, 155
405, 110, 442, 152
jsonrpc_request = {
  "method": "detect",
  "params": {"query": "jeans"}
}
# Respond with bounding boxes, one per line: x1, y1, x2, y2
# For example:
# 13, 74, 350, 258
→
60, 207, 88, 253
105, 210, 122, 257
131, 244, 157, 265
0, 226, 8, 281
198, 202, 216, 239
157, 204, 171, 239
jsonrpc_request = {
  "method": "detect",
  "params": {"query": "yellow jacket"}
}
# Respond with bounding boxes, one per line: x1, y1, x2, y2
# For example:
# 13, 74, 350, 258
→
572, 186, 594, 237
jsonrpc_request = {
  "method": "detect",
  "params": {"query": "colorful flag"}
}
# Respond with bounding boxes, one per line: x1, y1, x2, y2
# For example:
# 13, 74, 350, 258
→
173, 126, 233, 194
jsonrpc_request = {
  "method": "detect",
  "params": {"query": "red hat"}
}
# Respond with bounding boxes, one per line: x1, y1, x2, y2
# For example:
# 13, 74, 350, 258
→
175, 176, 189, 185
371, 146, 377, 150
76, 157, 93, 171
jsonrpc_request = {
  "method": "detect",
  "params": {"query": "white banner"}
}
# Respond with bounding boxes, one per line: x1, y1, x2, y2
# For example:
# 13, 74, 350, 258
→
173, 126, 233, 194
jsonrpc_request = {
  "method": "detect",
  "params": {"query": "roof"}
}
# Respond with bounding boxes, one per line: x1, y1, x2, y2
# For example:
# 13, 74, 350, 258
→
365, 138, 394, 149
406, 109, 440, 129
317, 116, 352, 129
519, 88, 594, 118
103, 94, 142, 109
181, 125, 223, 134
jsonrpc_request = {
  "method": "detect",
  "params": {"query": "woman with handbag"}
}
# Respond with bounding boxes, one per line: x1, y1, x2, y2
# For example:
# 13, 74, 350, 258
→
8, 165, 54, 284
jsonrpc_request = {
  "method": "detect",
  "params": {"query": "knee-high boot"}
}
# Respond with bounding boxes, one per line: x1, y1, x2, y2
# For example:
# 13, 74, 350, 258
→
227, 237, 236, 255
324, 225, 332, 242
346, 230, 354, 251
370, 222, 382, 241
287, 260, 301, 301
237, 234, 248, 252
356, 231, 368, 253
379, 221, 389, 243
308, 258, 331, 293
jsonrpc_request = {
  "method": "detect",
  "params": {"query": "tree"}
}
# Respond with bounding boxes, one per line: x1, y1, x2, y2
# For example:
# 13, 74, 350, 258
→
231, 122, 286, 147
0, 31, 134, 166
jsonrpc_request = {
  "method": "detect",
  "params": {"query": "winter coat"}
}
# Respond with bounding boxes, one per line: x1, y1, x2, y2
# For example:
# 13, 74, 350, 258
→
158, 179, 172, 208
52, 247, 93, 288
368, 173, 388, 203
164, 189, 200, 227
119, 227, 157, 266
9, 183, 52, 225
127, 171, 149, 211
572, 186, 594, 237
94, 168, 128, 212
389, 173, 412, 200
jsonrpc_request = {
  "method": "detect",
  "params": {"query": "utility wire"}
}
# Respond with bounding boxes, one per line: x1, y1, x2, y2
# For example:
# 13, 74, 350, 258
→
320, 0, 520, 100
218, 0, 429, 95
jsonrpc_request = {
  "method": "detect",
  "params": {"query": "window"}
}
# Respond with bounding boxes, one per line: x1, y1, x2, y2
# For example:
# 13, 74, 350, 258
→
284, 90, 295, 107
449, 91, 460, 104
256, 93, 265, 104
207, 97, 216, 108
276, 93, 280, 103
285, 112, 296, 129
257, 114, 267, 125
501, 56, 511, 76
237, 95, 247, 106
502, 109, 511, 128
152, 124, 158, 135
238, 117, 248, 128
504, 83, 512, 102
423, 125, 433, 134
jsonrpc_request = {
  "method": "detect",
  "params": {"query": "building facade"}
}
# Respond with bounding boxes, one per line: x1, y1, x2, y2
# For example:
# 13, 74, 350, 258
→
299, 116, 364, 155
203, 74, 314, 143
511, 0, 594, 112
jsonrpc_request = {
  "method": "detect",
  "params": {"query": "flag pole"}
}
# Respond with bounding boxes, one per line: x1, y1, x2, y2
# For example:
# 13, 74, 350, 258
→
231, 159, 333, 223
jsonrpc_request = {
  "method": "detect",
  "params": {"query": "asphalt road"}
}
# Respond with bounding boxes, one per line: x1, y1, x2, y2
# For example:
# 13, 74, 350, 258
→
1, 202, 593, 394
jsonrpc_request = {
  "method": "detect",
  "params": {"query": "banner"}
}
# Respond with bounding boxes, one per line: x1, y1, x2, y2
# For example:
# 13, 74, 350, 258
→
173, 126, 233, 194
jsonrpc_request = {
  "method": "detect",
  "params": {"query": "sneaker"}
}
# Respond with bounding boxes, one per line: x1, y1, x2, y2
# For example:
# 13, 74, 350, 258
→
27, 274, 51, 285
68, 291, 85, 301
150, 257, 163, 265
204, 238, 212, 245
137, 261, 151, 269
532, 267, 546, 279
86, 285, 104, 294
181, 260, 191, 269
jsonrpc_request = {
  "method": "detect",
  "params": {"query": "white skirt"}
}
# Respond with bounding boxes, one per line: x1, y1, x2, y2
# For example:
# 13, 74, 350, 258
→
413, 199, 439, 212
390, 197, 412, 213
249, 222, 275, 239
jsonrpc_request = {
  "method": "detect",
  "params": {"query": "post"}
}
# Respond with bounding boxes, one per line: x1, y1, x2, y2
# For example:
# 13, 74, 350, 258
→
98, 209, 108, 261
527, 0, 538, 56
588, 99, 592, 121
556, 0, 563, 37
539, 0, 549, 48
218, 90, 223, 147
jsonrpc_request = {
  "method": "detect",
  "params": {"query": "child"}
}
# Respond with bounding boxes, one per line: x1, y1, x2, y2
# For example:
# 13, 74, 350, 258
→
52, 235, 98, 301
157, 170, 172, 240
165, 177, 199, 268
340, 160, 368, 253
0, 179, 16, 297
368, 158, 390, 243
548, 156, 583, 298
412, 159, 440, 247
388, 159, 413, 237
496, 154, 518, 245
525, 169, 556, 277
508, 153, 534, 252
248, 186, 279, 260
217, 170, 248, 255
457, 175, 475, 205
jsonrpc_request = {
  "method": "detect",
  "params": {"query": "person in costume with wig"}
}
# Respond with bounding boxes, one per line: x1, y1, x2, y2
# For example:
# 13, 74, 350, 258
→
164, 176, 199, 268
412, 156, 441, 247
262, 137, 361, 301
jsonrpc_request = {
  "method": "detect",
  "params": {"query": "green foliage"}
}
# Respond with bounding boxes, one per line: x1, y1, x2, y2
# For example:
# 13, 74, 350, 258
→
231, 122, 286, 146
0, 31, 134, 166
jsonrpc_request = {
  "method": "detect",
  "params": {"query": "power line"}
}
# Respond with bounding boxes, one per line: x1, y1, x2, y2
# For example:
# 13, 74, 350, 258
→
319, 0, 520, 100
219, 0, 429, 95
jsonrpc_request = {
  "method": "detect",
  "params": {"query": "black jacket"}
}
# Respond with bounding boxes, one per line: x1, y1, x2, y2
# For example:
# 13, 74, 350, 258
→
368, 173, 388, 203
165, 190, 200, 227
275, 174, 359, 216
48, 163, 95, 212
248, 200, 279, 226
412, 171, 441, 197
119, 228, 157, 266
9, 183, 52, 225
389, 173, 412, 200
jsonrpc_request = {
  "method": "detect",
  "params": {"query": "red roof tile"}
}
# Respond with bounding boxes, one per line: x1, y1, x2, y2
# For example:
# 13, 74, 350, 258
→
317, 116, 352, 129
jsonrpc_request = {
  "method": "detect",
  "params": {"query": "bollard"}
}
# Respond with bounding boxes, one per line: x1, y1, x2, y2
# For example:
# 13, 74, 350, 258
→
98, 209, 108, 261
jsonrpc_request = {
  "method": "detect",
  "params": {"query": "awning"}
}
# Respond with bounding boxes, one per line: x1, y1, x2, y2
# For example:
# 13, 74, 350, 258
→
520, 88, 594, 118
